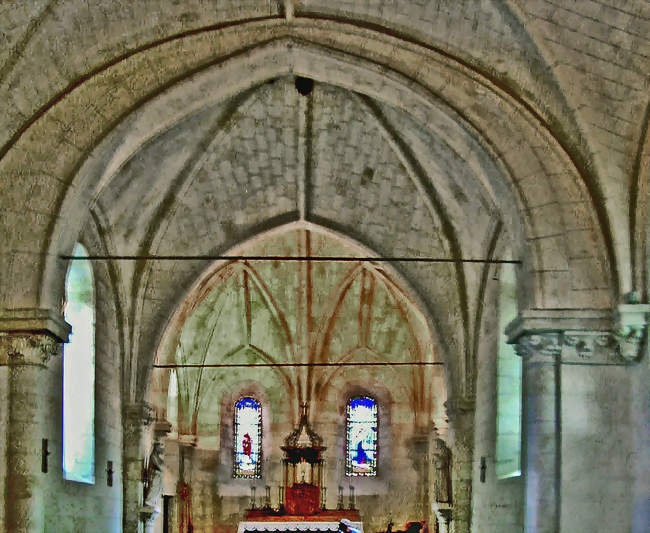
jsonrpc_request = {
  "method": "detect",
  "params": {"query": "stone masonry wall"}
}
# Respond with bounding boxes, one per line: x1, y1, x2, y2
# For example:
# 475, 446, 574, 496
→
40, 217, 123, 532
471, 269, 524, 532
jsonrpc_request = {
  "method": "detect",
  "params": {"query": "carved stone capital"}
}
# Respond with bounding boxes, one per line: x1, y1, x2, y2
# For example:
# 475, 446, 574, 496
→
0, 308, 70, 342
0, 332, 60, 366
612, 303, 649, 362
561, 331, 619, 363
514, 332, 561, 361
139, 504, 159, 527
152, 420, 172, 441
407, 434, 429, 468
124, 402, 155, 434
444, 397, 474, 421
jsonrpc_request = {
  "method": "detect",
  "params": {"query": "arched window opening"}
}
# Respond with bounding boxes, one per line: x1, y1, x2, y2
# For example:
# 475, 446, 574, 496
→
345, 396, 378, 477
167, 369, 178, 431
233, 397, 262, 478
63, 242, 95, 483
495, 261, 522, 478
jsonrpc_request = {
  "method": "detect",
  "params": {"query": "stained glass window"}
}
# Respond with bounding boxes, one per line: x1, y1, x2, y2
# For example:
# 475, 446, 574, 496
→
345, 396, 378, 476
233, 397, 262, 478
63, 243, 95, 483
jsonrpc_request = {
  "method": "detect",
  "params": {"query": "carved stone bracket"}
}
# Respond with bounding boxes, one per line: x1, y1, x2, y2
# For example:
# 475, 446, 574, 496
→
152, 419, 172, 440
125, 402, 155, 429
507, 306, 648, 365
513, 329, 646, 365
124, 402, 156, 446
444, 397, 474, 423
612, 303, 649, 362
562, 331, 616, 363
407, 434, 429, 470
443, 398, 474, 447
0, 332, 60, 366
513, 332, 561, 361
139, 504, 158, 532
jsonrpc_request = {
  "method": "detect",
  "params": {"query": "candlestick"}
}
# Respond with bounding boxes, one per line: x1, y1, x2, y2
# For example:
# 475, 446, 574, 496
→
348, 484, 355, 510
250, 485, 257, 510
320, 486, 327, 510
337, 485, 344, 510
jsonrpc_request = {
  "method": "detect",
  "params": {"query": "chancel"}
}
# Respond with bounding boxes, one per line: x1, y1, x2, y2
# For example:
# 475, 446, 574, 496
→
0, 2, 648, 533
239, 404, 362, 533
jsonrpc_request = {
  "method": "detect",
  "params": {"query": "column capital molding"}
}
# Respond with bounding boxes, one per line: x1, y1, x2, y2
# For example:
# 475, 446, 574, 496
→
612, 303, 650, 362
513, 332, 562, 360
505, 309, 611, 342
125, 402, 155, 429
0, 308, 70, 343
152, 420, 172, 441
0, 331, 60, 366
506, 306, 648, 363
444, 397, 475, 416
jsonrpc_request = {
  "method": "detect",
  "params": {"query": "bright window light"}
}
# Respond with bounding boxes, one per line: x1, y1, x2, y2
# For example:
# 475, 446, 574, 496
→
63, 242, 95, 484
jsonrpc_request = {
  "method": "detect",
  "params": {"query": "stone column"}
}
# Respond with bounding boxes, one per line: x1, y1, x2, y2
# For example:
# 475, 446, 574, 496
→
0, 332, 61, 533
515, 333, 561, 533
123, 402, 154, 533
445, 399, 474, 533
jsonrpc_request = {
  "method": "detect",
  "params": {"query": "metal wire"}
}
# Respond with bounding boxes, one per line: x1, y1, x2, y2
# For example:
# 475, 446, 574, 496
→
154, 361, 444, 368
61, 254, 520, 264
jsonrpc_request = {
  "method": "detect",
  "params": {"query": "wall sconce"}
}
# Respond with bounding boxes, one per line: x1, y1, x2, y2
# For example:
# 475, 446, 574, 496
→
107, 460, 114, 487
41, 439, 49, 473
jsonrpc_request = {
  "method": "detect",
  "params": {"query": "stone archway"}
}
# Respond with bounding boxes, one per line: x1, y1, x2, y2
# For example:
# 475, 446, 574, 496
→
146, 224, 454, 533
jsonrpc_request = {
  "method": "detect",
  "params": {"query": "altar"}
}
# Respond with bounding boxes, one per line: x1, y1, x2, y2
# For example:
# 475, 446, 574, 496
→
239, 406, 363, 533
238, 520, 363, 533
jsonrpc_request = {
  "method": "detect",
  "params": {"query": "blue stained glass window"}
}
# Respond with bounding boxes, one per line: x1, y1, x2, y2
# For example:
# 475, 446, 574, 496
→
63, 243, 95, 484
233, 397, 262, 478
345, 396, 378, 476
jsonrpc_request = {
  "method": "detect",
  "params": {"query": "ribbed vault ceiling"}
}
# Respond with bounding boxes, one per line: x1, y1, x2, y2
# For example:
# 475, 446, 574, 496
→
94, 77, 511, 401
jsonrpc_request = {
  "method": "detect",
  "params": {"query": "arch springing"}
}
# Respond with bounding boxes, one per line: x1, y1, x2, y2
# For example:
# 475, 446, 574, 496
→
345, 396, 378, 477
233, 397, 262, 478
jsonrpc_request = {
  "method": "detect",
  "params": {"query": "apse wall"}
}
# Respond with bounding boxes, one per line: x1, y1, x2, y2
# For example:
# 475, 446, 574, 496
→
158, 389, 433, 533
151, 227, 447, 533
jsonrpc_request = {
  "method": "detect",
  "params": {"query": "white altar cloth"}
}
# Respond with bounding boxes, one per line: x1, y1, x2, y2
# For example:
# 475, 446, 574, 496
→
238, 521, 364, 533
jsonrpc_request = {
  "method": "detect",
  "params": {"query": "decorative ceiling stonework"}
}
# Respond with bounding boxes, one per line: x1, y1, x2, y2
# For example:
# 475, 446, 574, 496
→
155, 227, 444, 445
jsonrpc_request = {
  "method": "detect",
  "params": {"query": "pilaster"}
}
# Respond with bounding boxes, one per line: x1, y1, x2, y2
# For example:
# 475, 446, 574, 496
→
505, 304, 649, 533
123, 402, 154, 533
445, 398, 474, 533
